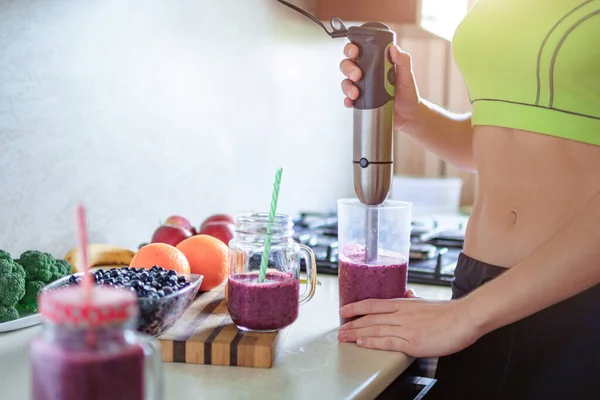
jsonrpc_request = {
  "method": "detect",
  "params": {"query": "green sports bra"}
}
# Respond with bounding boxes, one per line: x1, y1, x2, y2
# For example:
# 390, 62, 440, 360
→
452, 0, 600, 145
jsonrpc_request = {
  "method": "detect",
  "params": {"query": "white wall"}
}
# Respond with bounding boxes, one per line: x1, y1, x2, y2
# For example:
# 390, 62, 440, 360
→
0, 0, 354, 257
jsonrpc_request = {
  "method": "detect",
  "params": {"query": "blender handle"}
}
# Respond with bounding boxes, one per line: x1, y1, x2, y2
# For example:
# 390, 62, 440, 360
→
347, 23, 397, 111
137, 333, 164, 400
298, 244, 318, 305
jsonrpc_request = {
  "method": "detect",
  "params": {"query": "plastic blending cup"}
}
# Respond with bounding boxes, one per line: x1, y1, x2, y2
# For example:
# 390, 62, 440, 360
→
30, 284, 164, 400
337, 198, 412, 325
227, 212, 318, 332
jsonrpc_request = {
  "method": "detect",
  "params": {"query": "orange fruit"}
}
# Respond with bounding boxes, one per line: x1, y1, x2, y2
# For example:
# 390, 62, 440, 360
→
176, 234, 228, 291
130, 243, 190, 274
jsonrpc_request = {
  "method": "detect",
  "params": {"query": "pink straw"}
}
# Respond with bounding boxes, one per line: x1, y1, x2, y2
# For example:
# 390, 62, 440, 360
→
76, 204, 93, 302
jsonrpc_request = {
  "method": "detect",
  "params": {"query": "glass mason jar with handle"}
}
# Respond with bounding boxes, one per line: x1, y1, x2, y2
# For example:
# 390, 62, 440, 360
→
30, 285, 163, 400
227, 213, 318, 332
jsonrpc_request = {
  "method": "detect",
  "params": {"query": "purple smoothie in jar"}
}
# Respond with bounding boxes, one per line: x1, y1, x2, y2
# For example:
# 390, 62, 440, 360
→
228, 270, 300, 331
29, 285, 161, 400
30, 336, 144, 400
338, 244, 408, 325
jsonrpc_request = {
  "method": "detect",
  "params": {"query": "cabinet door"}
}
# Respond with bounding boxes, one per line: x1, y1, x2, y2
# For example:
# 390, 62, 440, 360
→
316, 0, 419, 24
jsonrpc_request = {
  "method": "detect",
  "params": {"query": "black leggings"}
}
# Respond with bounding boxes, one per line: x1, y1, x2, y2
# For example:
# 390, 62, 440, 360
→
425, 253, 600, 400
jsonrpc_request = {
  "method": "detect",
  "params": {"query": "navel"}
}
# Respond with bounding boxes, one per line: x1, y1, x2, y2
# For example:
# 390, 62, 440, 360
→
508, 210, 518, 225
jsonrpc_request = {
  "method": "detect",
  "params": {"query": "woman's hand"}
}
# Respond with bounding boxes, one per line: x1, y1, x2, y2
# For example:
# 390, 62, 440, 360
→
337, 294, 480, 358
340, 43, 421, 133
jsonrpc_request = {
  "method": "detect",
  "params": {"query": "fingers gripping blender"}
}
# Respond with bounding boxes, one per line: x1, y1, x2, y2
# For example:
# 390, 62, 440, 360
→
276, 1, 396, 262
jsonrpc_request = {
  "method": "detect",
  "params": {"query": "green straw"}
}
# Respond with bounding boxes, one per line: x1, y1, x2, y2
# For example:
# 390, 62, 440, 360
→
259, 167, 283, 283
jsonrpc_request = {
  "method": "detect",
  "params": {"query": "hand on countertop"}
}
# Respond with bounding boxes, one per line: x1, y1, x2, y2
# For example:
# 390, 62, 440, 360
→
337, 291, 478, 358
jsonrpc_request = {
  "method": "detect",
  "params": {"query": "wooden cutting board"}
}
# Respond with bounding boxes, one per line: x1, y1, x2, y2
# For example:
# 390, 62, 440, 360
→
157, 286, 287, 368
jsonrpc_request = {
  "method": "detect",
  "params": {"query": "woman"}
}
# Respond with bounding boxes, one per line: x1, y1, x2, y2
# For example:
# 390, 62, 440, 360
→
336, 1, 600, 398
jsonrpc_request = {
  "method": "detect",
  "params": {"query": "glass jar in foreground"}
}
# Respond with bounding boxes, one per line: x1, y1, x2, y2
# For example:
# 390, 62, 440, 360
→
227, 213, 318, 332
30, 285, 163, 400
338, 198, 412, 325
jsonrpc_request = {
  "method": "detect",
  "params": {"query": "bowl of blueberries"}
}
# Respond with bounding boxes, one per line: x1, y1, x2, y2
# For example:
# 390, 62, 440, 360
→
44, 266, 204, 337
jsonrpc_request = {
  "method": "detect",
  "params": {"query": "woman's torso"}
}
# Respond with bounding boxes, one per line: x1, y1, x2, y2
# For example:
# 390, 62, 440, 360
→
454, 0, 600, 267
464, 126, 600, 268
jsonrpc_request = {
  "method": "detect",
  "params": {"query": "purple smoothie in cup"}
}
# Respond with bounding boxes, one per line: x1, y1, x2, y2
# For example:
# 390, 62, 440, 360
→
338, 244, 408, 324
228, 270, 299, 331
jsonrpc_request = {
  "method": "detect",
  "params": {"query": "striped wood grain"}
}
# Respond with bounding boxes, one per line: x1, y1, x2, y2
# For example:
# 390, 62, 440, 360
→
158, 288, 286, 368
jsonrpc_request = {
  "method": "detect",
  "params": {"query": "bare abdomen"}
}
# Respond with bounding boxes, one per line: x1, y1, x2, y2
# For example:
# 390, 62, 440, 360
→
462, 126, 600, 268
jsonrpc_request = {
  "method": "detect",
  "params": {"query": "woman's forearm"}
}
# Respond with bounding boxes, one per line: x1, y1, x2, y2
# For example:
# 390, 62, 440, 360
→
402, 99, 475, 171
462, 189, 600, 336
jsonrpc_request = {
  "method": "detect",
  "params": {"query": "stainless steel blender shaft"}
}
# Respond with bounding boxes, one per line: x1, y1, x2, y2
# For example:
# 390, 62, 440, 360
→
353, 103, 394, 206
365, 207, 380, 262
354, 102, 394, 263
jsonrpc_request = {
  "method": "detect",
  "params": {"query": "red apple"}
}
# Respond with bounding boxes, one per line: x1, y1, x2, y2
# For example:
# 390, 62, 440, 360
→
165, 215, 197, 235
151, 225, 192, 247
198, 221, 235, 245
200, 214, 235, 230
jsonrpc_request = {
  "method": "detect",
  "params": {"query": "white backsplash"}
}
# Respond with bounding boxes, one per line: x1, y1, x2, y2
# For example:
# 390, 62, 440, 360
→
0, 0, 354, 257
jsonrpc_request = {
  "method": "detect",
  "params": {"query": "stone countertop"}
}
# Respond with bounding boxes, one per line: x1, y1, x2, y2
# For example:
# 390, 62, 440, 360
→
0, 276, 451, 400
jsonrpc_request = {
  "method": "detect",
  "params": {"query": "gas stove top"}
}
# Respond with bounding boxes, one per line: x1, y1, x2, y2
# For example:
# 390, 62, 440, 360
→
293, 211, 466, 287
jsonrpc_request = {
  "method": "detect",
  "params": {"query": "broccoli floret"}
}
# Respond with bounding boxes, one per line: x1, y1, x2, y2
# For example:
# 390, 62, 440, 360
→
14, 251, 71, 314
19, 281, 46, 314
16, 251, 57, 283
53, 259, 72, 281
0, 250, 11, 260
0, 258, 26, 308
0, 306, 19, 323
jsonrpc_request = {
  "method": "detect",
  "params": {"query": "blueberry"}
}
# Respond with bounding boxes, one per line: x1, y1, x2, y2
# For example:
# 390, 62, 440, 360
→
177, 276, 186, 284
96, 269, 105, 275
121, 267, 129, 272
131, 280, 141, 288
168, 270, 177, 277
180, 282, 190, 289
157, 290, 165, 297
168, 276, 178, 286
110, 270, 120, 278
123, 275, 131, 282
140, 272, 149, 281
68, 275, 77, 283
151, 281, 162, 289
163, 287, 173, 295
144, 286, 157, 294
115, 277, 125, 285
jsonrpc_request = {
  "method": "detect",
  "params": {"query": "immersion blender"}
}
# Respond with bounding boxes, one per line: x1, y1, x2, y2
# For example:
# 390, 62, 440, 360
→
276, 1, 396, 262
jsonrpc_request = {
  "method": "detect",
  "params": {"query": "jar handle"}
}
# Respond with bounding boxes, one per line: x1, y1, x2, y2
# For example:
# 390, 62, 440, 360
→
298, 244, 318, 305
136, 333, 164, 400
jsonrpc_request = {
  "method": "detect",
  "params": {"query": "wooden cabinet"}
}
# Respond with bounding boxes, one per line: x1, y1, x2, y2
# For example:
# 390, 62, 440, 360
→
316, 0, 420, 24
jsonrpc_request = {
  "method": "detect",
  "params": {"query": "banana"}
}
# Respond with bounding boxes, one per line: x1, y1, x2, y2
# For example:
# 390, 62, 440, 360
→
64, 244, 136, 273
